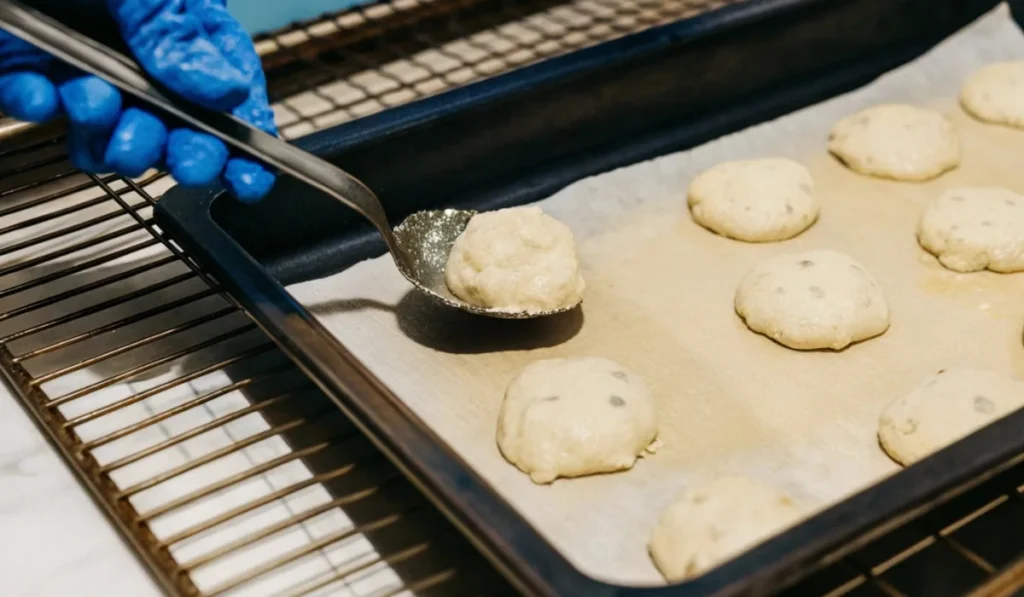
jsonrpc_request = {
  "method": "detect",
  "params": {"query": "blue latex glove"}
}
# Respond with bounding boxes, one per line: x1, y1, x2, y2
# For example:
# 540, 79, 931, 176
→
0, 0, 277, 202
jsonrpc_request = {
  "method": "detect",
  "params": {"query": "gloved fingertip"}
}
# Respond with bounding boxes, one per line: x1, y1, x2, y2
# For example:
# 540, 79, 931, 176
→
104, 108, 167, 178
58, 76, 122, 130
224, 158, 276, 203
166, 129, 229, 186
0, 73, 60, 122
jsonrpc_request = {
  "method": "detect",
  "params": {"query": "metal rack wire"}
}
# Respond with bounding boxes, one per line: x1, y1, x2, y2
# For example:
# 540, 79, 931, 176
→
1, 0, 1024, 596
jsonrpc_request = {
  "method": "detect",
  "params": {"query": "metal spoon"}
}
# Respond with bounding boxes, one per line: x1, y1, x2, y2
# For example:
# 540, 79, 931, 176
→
0, 0, 579, 320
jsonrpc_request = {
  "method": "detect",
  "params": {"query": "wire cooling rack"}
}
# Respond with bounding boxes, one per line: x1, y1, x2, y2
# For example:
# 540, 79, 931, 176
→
2, 1, 1024, 596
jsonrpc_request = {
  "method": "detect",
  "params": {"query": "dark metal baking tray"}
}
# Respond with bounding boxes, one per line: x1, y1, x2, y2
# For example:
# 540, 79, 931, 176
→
155, 0, 1024, 594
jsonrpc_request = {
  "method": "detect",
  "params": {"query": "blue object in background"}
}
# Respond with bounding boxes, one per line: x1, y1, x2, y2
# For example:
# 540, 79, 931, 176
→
229, 0, 373, 35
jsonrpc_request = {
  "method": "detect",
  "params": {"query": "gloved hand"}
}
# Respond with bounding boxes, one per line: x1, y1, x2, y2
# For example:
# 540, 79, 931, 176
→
0, 0, 277, 202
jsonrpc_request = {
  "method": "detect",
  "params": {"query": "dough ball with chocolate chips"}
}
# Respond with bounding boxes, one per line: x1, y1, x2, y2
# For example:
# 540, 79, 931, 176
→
687, 158, 819, 242
734, 249, 890, 351
917, 186, 1024, 273
445, 206, 585, 313
879, 368, 1024, 466
961, 61, 1024, 128
649, 477, 804, 582
497, 356, 659, 484
828, 104, 960, 181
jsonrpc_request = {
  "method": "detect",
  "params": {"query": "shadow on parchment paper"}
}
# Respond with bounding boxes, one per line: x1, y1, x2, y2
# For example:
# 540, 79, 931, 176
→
395, 290, 585, 354
303, 289, 584, 355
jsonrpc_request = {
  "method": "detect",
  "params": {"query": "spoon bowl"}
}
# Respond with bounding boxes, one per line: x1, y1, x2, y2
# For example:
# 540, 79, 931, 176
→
393, 209, 583, 319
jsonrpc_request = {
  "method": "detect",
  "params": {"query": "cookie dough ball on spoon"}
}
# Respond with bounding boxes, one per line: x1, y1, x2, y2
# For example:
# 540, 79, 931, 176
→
735, 249, 890, 350
649, 477, 804, 582
687, 158, 819, 242
497, 357, 659, 484
917, 186, 1024, 273
961, 62, 1024, 128
828, 104, 960, 181
879, 368, 1024, 466
444, 206, 585, 313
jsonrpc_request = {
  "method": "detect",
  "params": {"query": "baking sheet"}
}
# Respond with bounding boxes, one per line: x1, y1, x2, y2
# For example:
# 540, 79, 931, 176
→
286, 4, 1024, 586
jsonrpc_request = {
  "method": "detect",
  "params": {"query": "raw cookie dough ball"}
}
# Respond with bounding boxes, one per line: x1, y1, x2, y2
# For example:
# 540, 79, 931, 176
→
735, 249, 890, 350
828, 104, 960, 181
687, 158, 819, 242
879, 368, 1024, 466
917, 186, 1024, 273
497, 357, 658, 484
445, 206, 585, 313
648, 477, 804, 582
961, 62, 1024, 128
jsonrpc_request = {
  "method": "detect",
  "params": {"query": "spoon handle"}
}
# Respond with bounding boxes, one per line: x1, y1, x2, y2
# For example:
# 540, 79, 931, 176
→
0, 0, 396, 250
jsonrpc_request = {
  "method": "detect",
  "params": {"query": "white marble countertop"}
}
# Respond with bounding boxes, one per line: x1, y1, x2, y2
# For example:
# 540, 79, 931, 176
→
0, 377, 161, 597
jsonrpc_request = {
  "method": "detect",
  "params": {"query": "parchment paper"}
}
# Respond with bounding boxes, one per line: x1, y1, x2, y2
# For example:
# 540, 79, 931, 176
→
286, 4, 1024, 585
